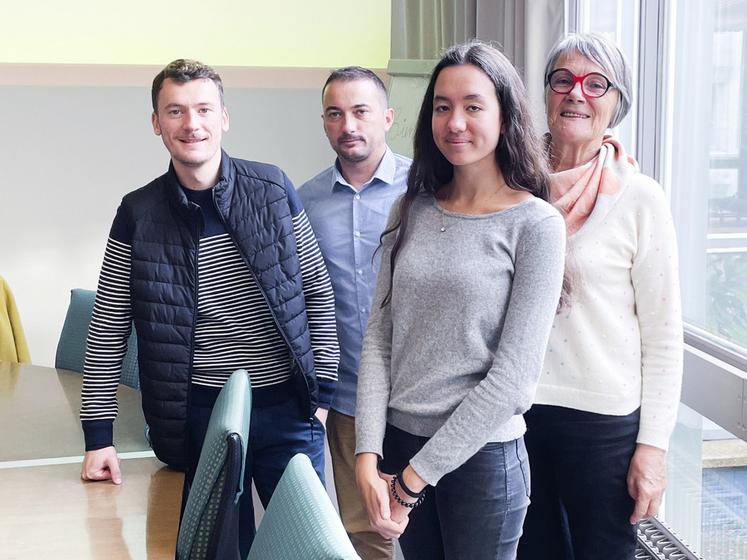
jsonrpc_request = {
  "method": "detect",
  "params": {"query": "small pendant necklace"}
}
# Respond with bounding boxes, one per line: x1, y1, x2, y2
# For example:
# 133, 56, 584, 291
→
437, 194, 451, 233
438, 204, 451, 233
438, 179, 509, 232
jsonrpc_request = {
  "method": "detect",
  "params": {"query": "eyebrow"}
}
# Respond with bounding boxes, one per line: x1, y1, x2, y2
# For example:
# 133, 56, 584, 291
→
324, 103, 372, 113
433, 94, 487, 102
163, 101, 216, 109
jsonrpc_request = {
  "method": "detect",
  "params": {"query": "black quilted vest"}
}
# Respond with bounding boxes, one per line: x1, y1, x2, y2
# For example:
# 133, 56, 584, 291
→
122, 153, 317, 469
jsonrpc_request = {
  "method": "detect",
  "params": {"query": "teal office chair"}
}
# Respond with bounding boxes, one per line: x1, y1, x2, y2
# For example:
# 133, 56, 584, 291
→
247, 453, 360, 560
176, 370, 252, 560
55, 288, 140, 389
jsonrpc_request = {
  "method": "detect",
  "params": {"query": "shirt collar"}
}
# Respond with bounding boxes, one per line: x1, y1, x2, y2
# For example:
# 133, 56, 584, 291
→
332, 147, 397, 192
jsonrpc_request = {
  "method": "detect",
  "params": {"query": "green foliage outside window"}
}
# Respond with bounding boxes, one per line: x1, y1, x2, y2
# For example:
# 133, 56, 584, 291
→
707, 254, 747, 347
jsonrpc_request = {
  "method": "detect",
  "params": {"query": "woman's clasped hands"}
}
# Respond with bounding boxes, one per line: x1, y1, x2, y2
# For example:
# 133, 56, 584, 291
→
355, 453, 426, 539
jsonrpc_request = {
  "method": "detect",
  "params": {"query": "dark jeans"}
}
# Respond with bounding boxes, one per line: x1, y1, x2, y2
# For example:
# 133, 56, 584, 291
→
518, 405, 640, 560
381, 424, 530, 560
184, 383, 325, 558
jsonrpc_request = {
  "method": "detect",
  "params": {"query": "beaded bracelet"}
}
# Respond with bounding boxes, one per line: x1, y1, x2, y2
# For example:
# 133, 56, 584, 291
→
390, 472, 425, 509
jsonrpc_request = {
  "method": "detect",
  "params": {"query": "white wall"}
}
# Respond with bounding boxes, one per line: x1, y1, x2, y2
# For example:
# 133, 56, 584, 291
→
0, 84, 335, 365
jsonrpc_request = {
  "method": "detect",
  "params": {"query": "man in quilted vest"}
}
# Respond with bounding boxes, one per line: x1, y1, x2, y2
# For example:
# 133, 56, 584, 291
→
79, 59, 339, 556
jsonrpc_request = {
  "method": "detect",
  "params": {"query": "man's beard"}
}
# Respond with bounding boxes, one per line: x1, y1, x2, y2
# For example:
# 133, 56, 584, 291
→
336, 135, 369, 163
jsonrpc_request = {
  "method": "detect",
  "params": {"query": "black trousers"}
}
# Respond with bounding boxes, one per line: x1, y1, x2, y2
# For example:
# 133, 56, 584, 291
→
381, 424, 530, 560
517, 405, 640, 560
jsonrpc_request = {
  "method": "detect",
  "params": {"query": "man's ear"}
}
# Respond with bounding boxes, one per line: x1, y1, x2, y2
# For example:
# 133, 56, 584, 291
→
384, 107, 394, 132
222, 106, 230, 133
152, 112, 161, 136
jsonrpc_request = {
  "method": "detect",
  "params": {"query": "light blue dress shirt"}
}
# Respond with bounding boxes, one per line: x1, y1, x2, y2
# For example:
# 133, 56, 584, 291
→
298, 148, 411, 416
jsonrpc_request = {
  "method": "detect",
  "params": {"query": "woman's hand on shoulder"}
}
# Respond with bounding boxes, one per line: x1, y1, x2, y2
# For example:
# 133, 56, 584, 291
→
627, 443, 667, 524
355, 453, 409, 539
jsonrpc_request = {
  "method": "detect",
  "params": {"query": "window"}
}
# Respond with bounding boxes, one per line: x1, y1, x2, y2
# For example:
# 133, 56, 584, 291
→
668, 404, 747, 556
665, 0, 747, 352
573, 0, 747, 555
575, 0, 639, 155
661, 0, 747, 553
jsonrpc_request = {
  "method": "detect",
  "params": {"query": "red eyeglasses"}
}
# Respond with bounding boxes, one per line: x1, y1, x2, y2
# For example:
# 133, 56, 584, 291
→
547, 68, 615, 98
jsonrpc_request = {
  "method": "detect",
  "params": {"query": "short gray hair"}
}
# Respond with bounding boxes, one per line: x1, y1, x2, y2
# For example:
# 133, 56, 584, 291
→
544, 33, 632, 129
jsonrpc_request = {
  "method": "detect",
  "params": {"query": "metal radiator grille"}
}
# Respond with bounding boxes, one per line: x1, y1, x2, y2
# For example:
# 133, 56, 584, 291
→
635, 517, 704, 560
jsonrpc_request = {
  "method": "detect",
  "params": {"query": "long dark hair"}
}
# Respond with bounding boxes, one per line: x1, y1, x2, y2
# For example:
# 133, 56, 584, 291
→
381, 41, 551, 306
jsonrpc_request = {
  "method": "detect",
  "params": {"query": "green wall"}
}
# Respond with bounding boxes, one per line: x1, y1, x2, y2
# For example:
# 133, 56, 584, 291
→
0, 0, 391, 67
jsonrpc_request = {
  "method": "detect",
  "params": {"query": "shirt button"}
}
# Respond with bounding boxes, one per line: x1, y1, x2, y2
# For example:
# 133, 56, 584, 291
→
354, 231, 361, 237
354, 194, 361, 200
357, 269, 363, 275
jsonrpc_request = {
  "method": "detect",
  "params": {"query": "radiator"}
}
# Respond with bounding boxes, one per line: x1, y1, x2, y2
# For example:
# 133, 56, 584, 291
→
636, 517, 704, 560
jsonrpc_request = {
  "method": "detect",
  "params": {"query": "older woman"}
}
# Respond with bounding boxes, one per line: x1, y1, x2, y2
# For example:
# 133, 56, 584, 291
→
517, 33, 683, 559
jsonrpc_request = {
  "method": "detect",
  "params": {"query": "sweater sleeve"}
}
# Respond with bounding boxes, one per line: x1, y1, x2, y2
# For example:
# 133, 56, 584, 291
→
409, 214, 566, 485
80, 204, 134, 451
287, 177, 340, 408
631, 179, 683, 450
354, 205, 399, 458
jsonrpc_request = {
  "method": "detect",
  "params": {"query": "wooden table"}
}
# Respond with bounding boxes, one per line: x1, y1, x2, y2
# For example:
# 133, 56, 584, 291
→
0, 362, 183, 558
0, 362, 149, 462
0, 457, 182, 559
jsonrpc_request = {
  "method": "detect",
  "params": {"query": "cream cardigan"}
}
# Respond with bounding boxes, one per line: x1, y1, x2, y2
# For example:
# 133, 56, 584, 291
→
535, 171, 683, 451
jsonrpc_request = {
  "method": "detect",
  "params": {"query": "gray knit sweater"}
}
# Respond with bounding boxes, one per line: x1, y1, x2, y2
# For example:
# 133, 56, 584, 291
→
355, 194, 566, 485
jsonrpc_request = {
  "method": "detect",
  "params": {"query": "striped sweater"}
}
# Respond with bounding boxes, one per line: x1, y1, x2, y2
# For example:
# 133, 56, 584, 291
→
80, 185, 339, 439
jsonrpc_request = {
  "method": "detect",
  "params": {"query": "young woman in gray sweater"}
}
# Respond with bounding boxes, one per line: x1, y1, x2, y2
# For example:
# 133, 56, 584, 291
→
354, 41, 567, 559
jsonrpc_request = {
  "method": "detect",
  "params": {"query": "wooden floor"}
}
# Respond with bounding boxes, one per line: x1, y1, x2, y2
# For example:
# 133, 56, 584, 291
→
0, 458, 183, 559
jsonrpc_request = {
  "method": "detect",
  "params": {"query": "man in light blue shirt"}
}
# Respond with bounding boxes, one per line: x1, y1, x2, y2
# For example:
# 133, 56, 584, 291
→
298, 67, 410, 559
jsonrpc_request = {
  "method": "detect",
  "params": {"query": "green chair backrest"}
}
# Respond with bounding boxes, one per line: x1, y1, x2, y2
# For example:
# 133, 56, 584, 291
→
177, 370, 252, 560
55, 288, 140, 389
55, 289, 95, 373
247, 453, 360, 560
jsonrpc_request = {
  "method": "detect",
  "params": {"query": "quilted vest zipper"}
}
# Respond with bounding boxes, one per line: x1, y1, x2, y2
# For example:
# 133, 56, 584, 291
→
211, 189, 314, 419
185, 202, 202, 461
